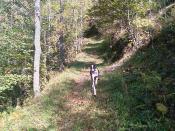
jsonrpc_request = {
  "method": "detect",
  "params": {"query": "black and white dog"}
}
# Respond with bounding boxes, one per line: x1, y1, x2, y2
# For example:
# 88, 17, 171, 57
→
90, 64, 99, 96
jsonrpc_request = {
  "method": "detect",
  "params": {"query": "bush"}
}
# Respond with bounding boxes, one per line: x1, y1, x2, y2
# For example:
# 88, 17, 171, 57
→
0, 74, 32, 111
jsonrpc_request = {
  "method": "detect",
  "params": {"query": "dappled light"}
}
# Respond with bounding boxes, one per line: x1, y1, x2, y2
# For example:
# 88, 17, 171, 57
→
1, 0, 175, 130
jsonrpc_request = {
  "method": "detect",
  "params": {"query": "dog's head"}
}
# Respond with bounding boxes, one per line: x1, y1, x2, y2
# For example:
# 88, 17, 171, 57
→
90, 64, 97, 71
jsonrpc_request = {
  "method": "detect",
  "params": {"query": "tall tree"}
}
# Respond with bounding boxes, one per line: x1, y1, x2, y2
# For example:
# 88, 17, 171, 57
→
33, 0, 41, 97
58, 0, 65, 71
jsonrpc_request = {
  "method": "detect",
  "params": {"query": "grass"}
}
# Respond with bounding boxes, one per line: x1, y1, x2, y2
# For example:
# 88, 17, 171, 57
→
0, 68, 78, 130
0, 39, 108, 130
94, 23, 175, 130
1, 27, 175, 130
84, 39, 112, 63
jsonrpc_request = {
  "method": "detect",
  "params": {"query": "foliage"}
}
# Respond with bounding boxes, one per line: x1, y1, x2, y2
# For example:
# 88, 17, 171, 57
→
41, 0, 93, 67
0, 0, 175, 130
0, 0, 93, 109
116, 22, 175, 129
0, 63, 82, 130
0, 74, 31, 92
0, 29, 33, 75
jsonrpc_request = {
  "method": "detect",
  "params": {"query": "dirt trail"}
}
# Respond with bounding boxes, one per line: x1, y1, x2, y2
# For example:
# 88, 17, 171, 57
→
57, 47, 103, 130
65, 72, 90, 113
57, 38, 136, 130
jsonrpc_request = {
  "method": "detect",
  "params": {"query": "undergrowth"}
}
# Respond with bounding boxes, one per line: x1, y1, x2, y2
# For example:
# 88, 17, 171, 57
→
95, 23, 175, 130
0, 69, 79, 130
0, 23, 175, 130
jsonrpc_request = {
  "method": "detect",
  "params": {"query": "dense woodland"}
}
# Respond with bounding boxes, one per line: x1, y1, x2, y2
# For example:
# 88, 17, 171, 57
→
0, 0, 175, 130
0, 0, 92, 104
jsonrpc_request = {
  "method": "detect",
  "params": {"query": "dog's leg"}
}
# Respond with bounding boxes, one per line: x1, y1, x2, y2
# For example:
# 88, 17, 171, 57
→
95, 77, 98, 85
91, 76, 96, 96
91, 76, 94, 92
92, 84, 96, 96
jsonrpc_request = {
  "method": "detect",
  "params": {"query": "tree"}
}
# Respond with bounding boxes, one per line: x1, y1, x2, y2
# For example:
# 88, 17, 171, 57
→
33, 0, 41, 97
58, 0, 65, 71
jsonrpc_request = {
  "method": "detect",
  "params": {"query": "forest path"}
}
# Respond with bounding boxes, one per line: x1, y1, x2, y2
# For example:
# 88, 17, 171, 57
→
0, 38, 117, 130
56, 39, 106, 130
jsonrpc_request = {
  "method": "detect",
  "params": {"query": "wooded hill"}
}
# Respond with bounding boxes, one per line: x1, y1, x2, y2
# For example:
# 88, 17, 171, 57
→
0, 0, 175, 130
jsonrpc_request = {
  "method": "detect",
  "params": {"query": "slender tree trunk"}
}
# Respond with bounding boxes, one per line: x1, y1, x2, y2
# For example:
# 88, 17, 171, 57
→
48, 0, 51, 31
46, 0, 51, 61
58, 0, 65, 71
78, 1, 84, 53
33, 0, 41, 97
10, 0, 14, 28
42, 31, 47, 84
127, 9, 137, 49
75, 8, 78, 54
72, 8, 77, 53
149, 0, 153, 18
149, 0, 153, 47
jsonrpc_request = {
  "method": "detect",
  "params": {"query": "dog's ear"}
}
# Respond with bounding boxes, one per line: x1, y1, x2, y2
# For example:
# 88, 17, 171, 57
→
90, 65, 93, 70
94, 64, 96, 69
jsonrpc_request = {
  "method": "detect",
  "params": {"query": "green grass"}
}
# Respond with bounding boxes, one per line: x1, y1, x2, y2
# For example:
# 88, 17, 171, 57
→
0, 39, 108, 130
1, 26, 175, 131
0, 69, 79, 130
93, 23, 175, 130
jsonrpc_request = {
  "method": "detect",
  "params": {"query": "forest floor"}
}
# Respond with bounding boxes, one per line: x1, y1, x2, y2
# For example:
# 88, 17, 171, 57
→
1, 36, 174, 130
0, 38, 121, 130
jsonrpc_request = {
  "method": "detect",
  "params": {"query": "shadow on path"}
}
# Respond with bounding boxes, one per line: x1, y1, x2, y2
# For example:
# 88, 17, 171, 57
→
83, 40, 109, 58
70, 60, 105, 70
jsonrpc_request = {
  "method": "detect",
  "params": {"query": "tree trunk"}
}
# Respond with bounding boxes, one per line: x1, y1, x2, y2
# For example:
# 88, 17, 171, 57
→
127, 9, 137, 49
33, 0, 41, 97
48, 0, 51, 31
58, 0, 65, 71
59, 31, 65, 71
78, 1, 84, 53
10, 0, 14, 28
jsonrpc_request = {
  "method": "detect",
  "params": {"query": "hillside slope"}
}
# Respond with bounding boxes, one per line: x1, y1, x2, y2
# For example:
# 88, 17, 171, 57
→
1, 24, 175, 130
0, 39, 109, 130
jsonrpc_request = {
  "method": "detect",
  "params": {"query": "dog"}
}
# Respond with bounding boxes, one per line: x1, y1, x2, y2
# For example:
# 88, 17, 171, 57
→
90, 64, 99, 96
